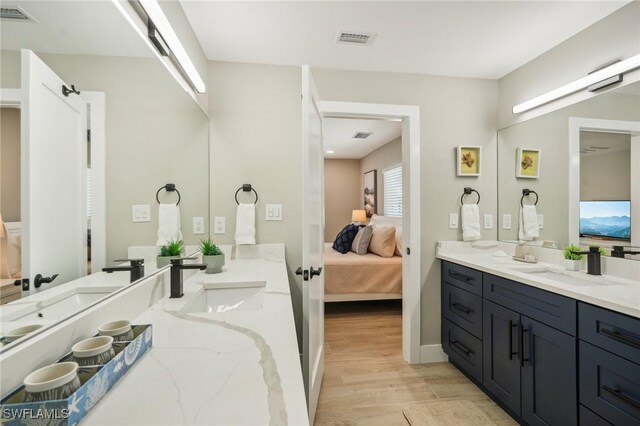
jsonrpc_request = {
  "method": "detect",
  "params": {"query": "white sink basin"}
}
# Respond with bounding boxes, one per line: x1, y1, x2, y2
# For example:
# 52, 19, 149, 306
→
507, 266, 627, 287
1, 286, 121, 322
183, 281, 266, 313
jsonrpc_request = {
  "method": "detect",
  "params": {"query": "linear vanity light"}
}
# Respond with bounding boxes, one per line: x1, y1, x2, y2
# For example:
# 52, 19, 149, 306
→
137, 0, 206, 94
512, 54, 640, 114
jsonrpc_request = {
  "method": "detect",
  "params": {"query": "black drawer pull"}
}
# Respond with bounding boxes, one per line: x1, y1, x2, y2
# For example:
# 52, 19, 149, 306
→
600, 328, 640, 350
521, 326, 531, 367
602, 385, 640, 410
451, 340, 474, 356
451, 303, 474, 315
448, 271, 474, 283
509, 321, 519, 360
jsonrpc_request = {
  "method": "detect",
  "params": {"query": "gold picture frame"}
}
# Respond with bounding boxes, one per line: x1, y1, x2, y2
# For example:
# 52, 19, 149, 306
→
516, 148, 541, 179
457, 146, 481, 176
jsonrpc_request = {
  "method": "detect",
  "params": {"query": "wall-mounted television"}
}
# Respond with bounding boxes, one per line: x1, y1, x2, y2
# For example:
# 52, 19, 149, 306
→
580, 200, 631, 241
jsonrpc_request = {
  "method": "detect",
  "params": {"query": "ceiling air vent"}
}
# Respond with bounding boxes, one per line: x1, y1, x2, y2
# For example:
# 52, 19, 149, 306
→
335, 31, 377, 46
1, 6, 37, 23
352, 132, 373, 139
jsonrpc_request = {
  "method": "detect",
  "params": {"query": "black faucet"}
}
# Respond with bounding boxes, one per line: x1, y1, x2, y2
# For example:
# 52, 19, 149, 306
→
571, 246, 602, 276
611, 246, 640, 259
103, 259, 145, 283
170, 258, 207, 298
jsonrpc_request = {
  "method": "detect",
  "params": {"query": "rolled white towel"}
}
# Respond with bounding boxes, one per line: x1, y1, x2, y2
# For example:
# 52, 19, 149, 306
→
518, 205, 539, 241
235, 203, 256, 245
461, 204, 481, 242
156, 204, 182, 246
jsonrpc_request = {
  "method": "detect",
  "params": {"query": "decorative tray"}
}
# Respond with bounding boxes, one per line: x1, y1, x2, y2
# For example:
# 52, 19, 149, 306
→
1, 324, 152, 426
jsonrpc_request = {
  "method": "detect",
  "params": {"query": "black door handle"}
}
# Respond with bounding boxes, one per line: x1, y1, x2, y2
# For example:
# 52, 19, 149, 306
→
295, 267, 303, 275
509, 321, 520, 360
310, 267, 322, 277
34, 274, 59, 289
295, 267, 309, 281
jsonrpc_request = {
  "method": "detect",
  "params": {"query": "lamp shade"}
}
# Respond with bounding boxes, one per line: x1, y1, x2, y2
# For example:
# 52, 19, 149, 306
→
352, 210, 367, 223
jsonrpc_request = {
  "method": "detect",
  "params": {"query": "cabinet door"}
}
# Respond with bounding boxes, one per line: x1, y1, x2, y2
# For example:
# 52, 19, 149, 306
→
483, 300, 521, 415
521, 316, 577, 426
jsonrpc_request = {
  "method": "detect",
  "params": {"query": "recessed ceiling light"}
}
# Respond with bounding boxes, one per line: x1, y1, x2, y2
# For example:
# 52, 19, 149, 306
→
326, 150, 335, 154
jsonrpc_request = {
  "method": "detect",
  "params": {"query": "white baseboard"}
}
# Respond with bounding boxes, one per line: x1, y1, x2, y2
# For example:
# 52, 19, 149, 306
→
420, 344, 448, 363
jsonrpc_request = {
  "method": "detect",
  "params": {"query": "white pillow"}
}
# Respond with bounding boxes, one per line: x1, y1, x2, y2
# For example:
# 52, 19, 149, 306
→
370, 215, 403, 257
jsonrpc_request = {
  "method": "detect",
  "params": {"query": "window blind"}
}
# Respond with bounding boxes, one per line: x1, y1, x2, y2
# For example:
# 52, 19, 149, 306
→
383, 165, 403, 217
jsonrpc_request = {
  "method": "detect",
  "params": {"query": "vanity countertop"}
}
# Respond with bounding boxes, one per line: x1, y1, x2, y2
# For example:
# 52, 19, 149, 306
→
82, 252, 308, 425
437, 247, 640, 319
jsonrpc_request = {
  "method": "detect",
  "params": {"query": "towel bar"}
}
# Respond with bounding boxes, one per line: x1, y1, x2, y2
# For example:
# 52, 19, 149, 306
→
461, 187, 480, 205
235, 184, 258, 205
156, 183, 181, 205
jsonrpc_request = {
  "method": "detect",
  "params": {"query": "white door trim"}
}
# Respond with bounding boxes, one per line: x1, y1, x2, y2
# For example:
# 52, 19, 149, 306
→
319, 101, 421, 364
568, 117, 640, 246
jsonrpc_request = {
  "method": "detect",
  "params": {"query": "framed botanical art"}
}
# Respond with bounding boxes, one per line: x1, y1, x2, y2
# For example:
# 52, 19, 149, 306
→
516, 148, 541, 179
363, 169, 377, 217
457, 146, 481, 176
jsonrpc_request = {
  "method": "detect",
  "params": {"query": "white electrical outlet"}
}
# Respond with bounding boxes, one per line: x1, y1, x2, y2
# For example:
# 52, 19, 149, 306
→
192, 217, 205, 235
538, 214, 544, 229
484, 214, 493, 230
214, 217, 226, 234
502, 214, 512, 230
266, 204, 283, 221
132, 204, 150, 223
449, 213, 459, 229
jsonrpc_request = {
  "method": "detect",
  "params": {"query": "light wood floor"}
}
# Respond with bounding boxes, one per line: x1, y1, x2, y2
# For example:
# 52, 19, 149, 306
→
315, 300, 517, 426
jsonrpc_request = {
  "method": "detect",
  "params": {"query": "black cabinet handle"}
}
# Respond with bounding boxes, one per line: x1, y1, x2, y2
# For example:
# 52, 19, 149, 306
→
509, 321, 519, 360
448, 271, 474, 283
451, 340, 474, 356
521, 326, 531, 366
602, 385, 640, 410
601, 328, 640, 350
310, 266, 322, 277
451, 303, 473, 315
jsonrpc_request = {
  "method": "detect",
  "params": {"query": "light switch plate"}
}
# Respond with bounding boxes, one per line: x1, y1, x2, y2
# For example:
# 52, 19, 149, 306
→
449, 213, 459, 229
192, 217, 205, 235
266, 204, 283, 221
132, 204, 150, 223
537, 214, 544, 229
502, 214, 512, 230
214, 217, 226, 234
484, 214, 493, 229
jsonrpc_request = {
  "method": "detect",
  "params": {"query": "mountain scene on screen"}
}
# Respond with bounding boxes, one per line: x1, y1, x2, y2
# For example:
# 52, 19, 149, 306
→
580, 216, 631, 239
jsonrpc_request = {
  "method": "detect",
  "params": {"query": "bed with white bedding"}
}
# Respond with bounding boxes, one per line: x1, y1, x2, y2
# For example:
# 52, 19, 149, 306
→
323, 215, 403, 302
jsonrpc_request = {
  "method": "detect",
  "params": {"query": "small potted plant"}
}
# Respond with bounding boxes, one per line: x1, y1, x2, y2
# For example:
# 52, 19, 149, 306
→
157, 240, 184, 268
200, 238, 224, 274
563, 244, 583, 271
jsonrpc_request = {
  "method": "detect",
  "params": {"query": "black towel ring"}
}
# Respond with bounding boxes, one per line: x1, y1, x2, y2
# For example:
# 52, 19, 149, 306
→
461, 187, 480, 205
235, 184, 258, 205
521, 189, 538, 207
156, 183, 181, 205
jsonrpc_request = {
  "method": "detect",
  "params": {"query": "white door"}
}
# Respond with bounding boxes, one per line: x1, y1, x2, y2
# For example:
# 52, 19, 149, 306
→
300, 65, 325, 423
21, 49, 87, 294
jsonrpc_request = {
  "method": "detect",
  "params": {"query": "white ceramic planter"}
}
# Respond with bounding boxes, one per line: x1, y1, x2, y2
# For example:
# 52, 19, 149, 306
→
72, 336, 115, 366
99, 320, 134, 342
204, 254, 225, 274
23, 362, 81, 402
564, 259, 582, 271
156, 255, 181, 268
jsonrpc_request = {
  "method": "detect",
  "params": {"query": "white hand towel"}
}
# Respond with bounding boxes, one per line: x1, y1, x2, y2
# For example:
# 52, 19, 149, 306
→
518, 205, 539, 241
235, 203, 256, 245
461, 204, 481, 242
156, 203, 182, 246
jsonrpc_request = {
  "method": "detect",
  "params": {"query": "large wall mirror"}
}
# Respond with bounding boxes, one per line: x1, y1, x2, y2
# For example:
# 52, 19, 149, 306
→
498, 80, 639, 260
0, 1, 209, 350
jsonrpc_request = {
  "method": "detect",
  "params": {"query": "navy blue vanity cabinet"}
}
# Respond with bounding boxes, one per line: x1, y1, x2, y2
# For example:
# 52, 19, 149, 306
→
483, 300, 522, 415
442, 261, 483, 296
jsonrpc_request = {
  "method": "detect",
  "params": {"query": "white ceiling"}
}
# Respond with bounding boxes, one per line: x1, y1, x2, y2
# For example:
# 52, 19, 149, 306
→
580, 131, 631, 157
180, 1, 629, 79
324, 118, 401, 159
0, 1, 153, 58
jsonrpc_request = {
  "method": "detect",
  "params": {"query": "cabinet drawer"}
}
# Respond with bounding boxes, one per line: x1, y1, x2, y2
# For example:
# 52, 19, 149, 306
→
483, 274, 577, 335
580, 341, 640, 425
442, 318, 482, 383
442, 261, 483, 296
579, 303, 640, 365
579, 405, 612, 426
442, 282, 482, 338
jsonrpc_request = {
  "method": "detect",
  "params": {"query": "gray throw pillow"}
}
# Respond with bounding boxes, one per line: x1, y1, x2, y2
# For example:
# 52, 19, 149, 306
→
351, 225, 373, 255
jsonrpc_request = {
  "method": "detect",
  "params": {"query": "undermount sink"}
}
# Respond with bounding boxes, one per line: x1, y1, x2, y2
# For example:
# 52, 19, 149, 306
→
182, 281, 267, 314
2, 286, 121, 322
507, 266, 626, 287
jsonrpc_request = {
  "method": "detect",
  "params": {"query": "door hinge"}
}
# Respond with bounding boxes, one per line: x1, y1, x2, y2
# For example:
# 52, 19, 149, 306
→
406, 247, 411, 255
87, 129, 91, 142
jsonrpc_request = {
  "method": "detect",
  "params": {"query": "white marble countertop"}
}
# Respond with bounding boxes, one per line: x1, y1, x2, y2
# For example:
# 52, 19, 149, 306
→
437, 243, 640, 319
82, 251, 308, 425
